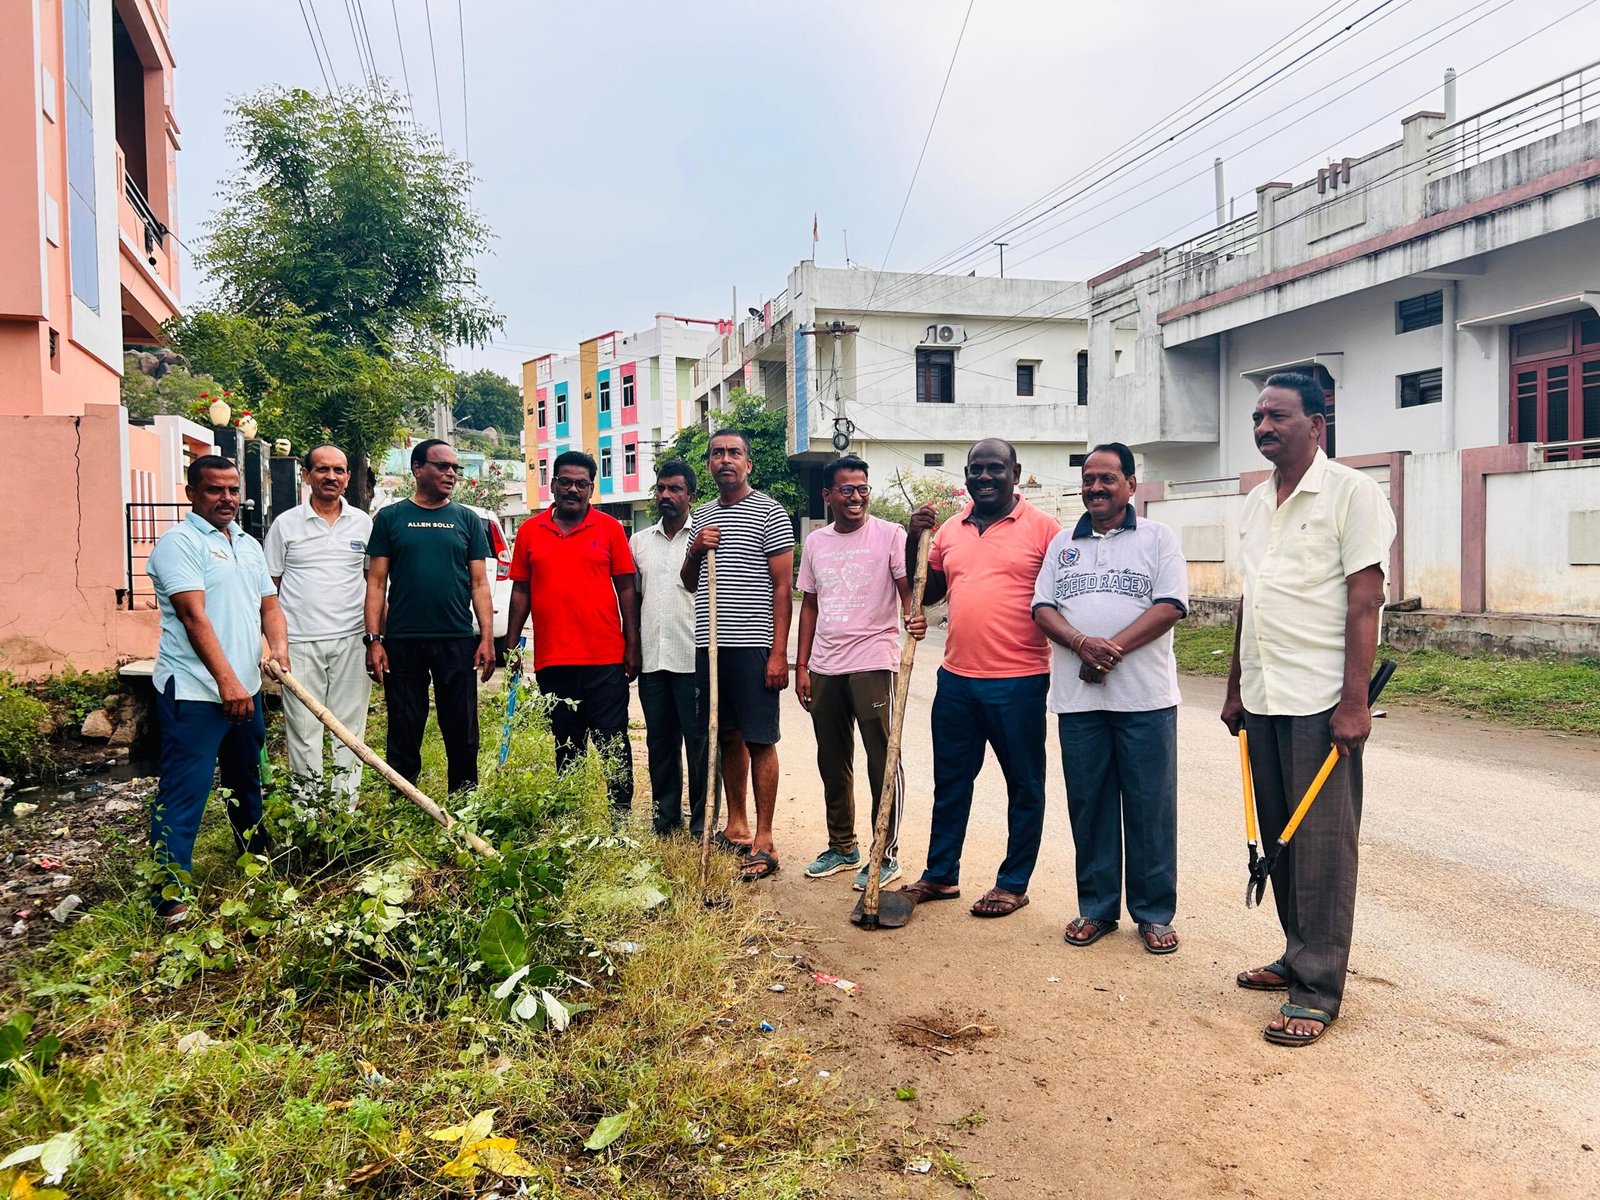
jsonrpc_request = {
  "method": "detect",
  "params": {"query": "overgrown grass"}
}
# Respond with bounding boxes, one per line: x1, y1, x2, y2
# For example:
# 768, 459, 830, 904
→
1, 689, 862, 1197
1174, 623, 1600, 734
0, 671, 50, 774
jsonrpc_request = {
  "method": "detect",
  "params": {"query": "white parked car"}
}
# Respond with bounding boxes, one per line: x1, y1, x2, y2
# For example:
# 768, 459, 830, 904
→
462, 504, 513, 661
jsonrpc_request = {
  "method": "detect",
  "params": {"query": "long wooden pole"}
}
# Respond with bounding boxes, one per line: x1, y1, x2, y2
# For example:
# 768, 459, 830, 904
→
862, 529, 930, 920
265, 662, 499, 859
697, 550, 720, 893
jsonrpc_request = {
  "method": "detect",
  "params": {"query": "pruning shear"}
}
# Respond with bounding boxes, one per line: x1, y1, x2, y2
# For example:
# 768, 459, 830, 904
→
1242, 659, 1396, 908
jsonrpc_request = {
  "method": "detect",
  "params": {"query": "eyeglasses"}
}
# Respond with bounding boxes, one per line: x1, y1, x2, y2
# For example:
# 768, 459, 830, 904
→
425, 460, 461, 474
829, 484, 871, 498
554, 477, 593, 491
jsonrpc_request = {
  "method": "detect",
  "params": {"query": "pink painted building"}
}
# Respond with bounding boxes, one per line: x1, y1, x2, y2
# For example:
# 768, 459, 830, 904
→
0, 0, 198, 676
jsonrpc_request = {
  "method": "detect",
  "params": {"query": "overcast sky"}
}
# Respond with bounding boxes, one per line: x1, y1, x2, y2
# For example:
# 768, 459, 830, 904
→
172, 0, 1600, 381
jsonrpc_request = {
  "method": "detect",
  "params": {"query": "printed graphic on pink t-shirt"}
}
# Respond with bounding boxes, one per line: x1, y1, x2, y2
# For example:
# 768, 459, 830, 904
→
796, 516, 908, 675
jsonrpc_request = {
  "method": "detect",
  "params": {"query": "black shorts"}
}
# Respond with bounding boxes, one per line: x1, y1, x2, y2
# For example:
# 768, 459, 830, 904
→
695, 647, 782, 746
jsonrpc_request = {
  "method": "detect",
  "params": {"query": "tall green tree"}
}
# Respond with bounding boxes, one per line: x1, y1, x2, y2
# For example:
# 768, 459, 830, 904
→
453, 369, 522, 434
661, 389, 804, 519
172, 85, 502, 507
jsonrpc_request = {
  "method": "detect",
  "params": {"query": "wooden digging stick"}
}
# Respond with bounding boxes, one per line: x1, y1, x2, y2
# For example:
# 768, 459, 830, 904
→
697, 549, 720, 895
861, 528, 931, 923
265, 661, 499, 859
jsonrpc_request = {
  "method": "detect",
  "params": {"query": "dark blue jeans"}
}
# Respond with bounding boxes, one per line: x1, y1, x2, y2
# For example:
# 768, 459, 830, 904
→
1058, 706, 1178, 926
150, 678, 267, 908
922, 669, 1049, 895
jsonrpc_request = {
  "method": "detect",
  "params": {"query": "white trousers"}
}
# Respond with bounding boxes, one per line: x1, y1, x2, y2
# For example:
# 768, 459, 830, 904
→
282, 634, 372, 799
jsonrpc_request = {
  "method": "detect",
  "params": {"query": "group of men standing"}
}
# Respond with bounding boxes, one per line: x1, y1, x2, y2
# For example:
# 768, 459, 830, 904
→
147, 370, 1392, 1044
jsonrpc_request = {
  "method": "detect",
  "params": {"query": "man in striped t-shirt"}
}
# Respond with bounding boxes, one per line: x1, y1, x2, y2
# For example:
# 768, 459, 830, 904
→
680, 429, 795, 881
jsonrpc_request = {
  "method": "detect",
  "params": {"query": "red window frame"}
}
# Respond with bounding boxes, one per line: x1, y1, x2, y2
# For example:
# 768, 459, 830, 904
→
1509, 313, 1600, 461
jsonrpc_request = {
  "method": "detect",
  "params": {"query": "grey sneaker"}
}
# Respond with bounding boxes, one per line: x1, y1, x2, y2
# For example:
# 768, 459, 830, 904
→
852, 858, 902, 891
805, 847, 861, 878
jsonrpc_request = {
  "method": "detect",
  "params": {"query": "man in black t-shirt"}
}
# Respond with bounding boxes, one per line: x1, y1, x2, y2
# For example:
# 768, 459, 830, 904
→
365, 439, 495, 793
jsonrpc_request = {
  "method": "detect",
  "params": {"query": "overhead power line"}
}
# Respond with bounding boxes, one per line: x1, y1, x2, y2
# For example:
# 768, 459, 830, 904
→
422, 0, 447, 136
457, 0, 471, 164
389, 0, 415, 110
855, 0, 976, 320
296, 0, 334, 91
866, 0, 1415, 316
305, 0, 341, 90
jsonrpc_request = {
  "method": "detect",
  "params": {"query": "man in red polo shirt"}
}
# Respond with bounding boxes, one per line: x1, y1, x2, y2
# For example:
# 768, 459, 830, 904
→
505, 450, 641, 815
900, 438, 1059, 918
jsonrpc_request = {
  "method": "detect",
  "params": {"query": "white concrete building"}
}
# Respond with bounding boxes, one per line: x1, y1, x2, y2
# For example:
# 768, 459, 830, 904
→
692, 263, 1133, 507
1086, 62, 1600, 630
523, 313, 723, 529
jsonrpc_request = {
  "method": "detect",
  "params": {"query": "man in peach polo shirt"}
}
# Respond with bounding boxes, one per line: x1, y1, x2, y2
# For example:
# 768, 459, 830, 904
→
900, 439, 1060, 918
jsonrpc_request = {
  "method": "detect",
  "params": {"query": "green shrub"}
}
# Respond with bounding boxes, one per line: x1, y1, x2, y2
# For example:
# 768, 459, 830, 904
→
34, 668, 118, 724
0, 671, 49, 772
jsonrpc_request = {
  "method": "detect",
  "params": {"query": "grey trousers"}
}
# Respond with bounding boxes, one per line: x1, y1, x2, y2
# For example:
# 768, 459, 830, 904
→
1243, 706, 1363, 1020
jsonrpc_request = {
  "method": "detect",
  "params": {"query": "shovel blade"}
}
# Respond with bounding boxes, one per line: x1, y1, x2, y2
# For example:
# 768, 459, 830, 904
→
850, 892, 915, 929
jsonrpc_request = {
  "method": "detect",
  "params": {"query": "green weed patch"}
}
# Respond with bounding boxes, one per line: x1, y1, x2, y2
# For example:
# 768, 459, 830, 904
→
1174, 624, 1600, 735
1, 694, 860, 1197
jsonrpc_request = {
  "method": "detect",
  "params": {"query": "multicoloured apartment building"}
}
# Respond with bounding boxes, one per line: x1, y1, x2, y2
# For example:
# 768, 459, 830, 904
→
522, 313, 726, 528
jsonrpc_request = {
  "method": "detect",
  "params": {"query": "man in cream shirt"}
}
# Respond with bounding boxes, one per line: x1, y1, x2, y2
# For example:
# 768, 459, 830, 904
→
1222, 372, 1395, 1048
264, 444, 373, 802
630, 460, 707, 837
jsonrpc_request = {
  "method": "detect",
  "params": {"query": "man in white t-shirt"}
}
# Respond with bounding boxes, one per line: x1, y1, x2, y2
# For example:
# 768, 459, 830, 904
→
263, 444, 373, 801
795, 456, 926, 890
1033, 444, 1189, 955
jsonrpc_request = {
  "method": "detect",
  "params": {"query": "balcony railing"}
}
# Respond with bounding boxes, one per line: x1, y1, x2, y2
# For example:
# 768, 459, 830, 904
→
1428, 57, 1600, 179
124, 172, 168, 252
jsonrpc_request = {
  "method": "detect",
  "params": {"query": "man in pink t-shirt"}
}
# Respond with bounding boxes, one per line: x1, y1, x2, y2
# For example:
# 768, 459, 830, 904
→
900, 438, 1059, 919
796, 456, 926, 891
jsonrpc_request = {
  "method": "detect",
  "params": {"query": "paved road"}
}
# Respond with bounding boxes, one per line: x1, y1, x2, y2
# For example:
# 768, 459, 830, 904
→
696, 626, 1600, 1198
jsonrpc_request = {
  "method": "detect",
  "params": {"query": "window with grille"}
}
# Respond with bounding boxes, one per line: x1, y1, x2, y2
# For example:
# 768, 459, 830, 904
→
536, 396, 547, 427
1077, 351, 1089, 405
598, 378, 611, 413
1069, 454, 1087, 467
924, 453, 944, 467
916, 349, 954, 404
556, 393, 568, 424
1395, 291, 1443, 333
1397, 369, 1442, 408
1508, 313, 1600, 460
624, 443, 637, 475
1016, 363, 1035, 396
622, 375, 635, 408
600, 446, 613, 478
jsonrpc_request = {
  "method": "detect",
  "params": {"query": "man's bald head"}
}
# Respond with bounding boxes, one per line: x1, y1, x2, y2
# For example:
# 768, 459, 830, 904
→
968, 438, 1018, 468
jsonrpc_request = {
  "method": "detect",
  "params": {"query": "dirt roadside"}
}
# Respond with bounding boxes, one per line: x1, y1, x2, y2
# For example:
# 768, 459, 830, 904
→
729, 655, 1600, 1199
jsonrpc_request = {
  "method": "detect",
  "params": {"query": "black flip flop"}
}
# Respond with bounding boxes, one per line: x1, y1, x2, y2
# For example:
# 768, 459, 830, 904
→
1063, 916, 1118, 946
737, 849, 779, 882
1263, 1003, 1331, 1047
1138, 922, 1180, 955
712, 831, 751, 855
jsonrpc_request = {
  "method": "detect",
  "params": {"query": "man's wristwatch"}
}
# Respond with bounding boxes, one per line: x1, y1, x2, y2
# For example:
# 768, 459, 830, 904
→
363, 633, 384, 647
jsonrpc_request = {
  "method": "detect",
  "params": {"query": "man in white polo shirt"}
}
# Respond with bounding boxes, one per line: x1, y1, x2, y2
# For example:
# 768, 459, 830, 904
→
1222, 372, 1395, 1048
1033, 443, 1189, 956
263, 444, 373, 801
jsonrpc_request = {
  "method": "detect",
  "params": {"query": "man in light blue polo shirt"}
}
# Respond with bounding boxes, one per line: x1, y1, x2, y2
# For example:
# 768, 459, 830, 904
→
147, 454, 289, 923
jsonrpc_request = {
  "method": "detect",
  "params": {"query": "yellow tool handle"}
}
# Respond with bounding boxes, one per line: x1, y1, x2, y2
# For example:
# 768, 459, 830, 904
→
1239, 730, 1258, 845
1276, 747, 1340, 847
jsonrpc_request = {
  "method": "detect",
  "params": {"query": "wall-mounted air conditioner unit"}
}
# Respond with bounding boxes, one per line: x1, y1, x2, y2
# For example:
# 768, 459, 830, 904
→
922, 323, 966, 346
